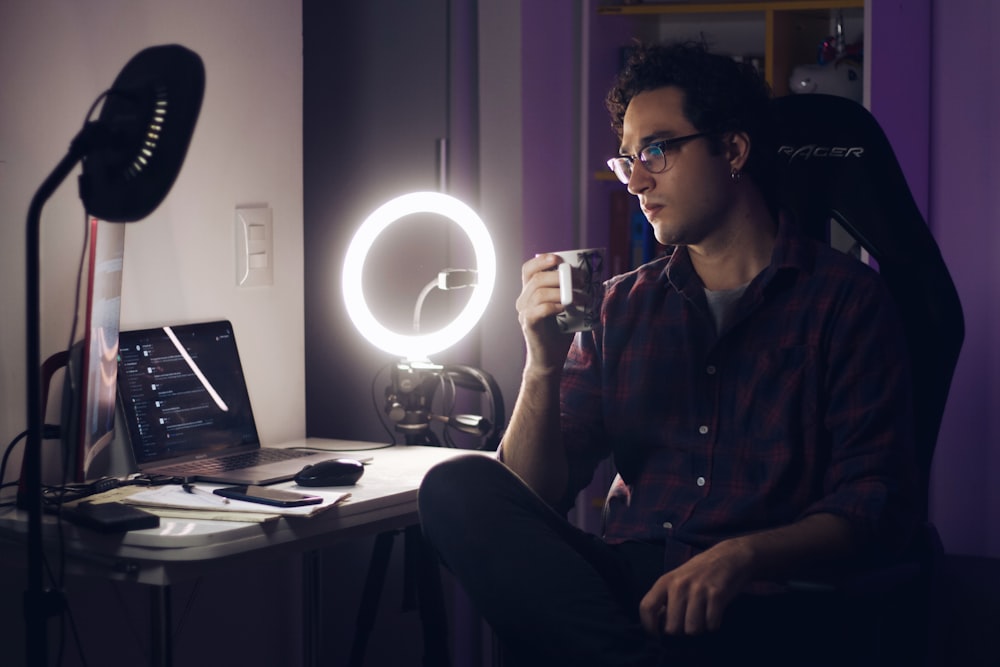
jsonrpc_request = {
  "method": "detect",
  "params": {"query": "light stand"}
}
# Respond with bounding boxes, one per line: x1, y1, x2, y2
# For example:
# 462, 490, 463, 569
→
384, 359, 503, 448
381, 267, 502, 447
23, 44, 203, 665
341, 192, 504, 667
385, 360, 447, 445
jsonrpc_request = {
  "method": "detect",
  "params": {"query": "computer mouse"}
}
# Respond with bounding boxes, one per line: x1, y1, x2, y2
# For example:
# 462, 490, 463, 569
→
293, 458, 365, 487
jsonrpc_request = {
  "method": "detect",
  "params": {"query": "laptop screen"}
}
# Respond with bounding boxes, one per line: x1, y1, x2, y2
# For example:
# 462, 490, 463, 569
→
117, 320, 261, 465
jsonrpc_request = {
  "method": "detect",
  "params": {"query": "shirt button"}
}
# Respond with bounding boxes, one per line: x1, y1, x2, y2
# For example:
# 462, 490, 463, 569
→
662, 521, 673, 530
698, 425, 709, 435
706, 365, 717, 375
696, 476, 706, 487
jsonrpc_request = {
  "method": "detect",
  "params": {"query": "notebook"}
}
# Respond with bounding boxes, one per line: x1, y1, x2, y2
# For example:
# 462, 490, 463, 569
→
116, 319, 330, 485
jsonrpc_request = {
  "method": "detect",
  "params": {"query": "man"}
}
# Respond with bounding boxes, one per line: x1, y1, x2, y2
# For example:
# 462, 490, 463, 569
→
419, 41, 915, 665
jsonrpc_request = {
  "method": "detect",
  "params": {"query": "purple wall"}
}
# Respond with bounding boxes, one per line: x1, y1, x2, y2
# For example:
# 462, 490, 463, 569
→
923, 0, 1000, 558
873, 0, 1000, 558
520, 3, 635, 260
869, 0, 931, 218
521, 2, 580, 258
872, 0, 999, 558
584, 16, 640, 263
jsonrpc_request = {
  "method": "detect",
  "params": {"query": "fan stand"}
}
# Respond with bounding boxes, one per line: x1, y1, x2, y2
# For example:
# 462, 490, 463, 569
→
23, 140, 92, 665
22, 44, 203, 666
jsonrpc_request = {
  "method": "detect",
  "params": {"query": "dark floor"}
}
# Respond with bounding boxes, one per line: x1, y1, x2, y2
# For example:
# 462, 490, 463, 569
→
937, 555, 1000, 666
1, 550, 997, 666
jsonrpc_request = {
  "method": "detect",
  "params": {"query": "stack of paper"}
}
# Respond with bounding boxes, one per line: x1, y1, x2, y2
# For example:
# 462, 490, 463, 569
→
89, 485, 351, 523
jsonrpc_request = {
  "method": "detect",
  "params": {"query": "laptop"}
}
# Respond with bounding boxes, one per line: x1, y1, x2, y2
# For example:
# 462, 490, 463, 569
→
117, 319, 330, 485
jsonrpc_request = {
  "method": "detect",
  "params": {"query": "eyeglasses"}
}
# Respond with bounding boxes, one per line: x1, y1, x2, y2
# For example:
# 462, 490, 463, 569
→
606, 132, 711, 184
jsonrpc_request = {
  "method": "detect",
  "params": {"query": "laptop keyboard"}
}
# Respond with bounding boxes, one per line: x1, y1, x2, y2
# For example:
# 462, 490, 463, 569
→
157, 448, 314, 475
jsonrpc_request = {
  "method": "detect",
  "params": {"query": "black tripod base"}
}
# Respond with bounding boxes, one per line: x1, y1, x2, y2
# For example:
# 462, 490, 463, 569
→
24, 587, 66, 665
350, 525, 449, 666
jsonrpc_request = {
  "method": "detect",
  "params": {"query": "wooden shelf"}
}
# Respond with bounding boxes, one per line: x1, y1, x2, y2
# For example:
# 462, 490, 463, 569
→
597, 0, 864, 96
597, 0, 863, 16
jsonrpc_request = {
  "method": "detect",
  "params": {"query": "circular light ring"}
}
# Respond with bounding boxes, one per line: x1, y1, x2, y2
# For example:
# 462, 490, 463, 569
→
342, 192, 496, 361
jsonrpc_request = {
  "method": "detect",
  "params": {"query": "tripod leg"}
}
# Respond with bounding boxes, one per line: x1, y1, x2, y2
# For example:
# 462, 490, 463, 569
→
349, 531, 396, 667
406, 525, 450, 667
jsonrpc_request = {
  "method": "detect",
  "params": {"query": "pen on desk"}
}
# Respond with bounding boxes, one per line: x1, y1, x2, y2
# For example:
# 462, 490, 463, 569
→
181, 483, 230, 505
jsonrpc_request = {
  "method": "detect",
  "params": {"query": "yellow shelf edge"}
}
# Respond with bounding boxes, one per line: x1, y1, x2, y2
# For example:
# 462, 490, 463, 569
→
764, 9, 775, 87
597, 0, 863, 16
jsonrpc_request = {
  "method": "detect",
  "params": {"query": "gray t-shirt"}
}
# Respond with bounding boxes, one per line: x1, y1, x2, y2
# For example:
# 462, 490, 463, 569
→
704, 283, 749, 334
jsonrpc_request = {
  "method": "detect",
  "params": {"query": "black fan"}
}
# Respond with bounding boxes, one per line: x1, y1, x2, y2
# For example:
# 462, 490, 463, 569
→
23, 44, 204, 665
79, 45, 204, 221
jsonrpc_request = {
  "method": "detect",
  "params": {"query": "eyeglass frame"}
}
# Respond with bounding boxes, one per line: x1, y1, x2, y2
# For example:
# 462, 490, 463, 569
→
606, 132, 713, 185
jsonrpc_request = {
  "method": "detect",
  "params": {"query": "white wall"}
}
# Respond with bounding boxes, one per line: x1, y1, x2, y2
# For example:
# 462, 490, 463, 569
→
0, 0, 305, 485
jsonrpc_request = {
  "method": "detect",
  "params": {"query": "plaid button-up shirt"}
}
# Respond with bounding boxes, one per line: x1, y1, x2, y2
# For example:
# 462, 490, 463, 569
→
560, 216, 917, 569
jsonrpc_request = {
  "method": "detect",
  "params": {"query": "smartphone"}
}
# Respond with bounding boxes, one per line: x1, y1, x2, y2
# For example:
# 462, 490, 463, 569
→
213, 485, 324, 507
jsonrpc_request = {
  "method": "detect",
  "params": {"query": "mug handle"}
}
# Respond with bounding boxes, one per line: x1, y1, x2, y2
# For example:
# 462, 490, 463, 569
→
557, 262, 575, 306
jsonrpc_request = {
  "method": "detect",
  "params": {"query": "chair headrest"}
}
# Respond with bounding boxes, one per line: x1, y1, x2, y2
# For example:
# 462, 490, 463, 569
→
772, 93, 924, 265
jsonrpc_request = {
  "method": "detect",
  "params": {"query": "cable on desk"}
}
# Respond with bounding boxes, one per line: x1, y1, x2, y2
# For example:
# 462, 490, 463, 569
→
371, 361, 398, 446
40, 477, 123, 507
0, 425, 62, 506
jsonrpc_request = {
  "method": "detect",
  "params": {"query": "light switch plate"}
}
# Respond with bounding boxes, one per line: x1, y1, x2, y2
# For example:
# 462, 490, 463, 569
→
235, 205, 273, 287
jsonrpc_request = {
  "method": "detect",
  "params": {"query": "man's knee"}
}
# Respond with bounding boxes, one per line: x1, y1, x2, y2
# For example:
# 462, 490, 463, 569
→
418, 454, 503, 528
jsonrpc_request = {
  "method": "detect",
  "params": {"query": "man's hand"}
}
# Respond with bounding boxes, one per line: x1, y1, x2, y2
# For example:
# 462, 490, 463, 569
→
516, 254, 575, 376
638, 538, 755, 636
637, 513, 857, 636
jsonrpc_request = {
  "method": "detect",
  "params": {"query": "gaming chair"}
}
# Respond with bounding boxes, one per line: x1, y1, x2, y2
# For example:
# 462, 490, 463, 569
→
770, 92, 964, 666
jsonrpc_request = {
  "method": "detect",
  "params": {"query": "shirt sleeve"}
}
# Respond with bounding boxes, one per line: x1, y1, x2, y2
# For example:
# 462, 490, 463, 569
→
799, 270, 918, 556
557, 328, 614, 514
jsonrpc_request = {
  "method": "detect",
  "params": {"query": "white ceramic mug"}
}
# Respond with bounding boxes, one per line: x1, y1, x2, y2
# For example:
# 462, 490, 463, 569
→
551, 247, 605, 333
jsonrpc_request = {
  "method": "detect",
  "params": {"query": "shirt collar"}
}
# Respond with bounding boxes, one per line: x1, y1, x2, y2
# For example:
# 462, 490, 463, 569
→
662, 210, 814, 295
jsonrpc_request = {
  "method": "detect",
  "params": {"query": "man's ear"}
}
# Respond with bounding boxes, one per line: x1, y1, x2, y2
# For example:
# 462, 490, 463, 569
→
724, 130, 751, 173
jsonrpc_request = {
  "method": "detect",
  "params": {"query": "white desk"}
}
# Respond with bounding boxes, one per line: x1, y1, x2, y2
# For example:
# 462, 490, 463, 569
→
0, 441, 487, 667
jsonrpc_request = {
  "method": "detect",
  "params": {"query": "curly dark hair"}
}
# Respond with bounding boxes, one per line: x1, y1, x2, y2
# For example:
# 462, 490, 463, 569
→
606, 41, 776, 207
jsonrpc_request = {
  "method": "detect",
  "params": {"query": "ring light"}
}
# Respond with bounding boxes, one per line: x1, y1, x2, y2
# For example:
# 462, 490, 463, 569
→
342, 191, 496, 361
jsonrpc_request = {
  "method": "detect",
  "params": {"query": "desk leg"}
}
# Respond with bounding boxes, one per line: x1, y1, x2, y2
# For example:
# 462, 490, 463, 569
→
302, 550, 321, 667
149, 585, 172, 667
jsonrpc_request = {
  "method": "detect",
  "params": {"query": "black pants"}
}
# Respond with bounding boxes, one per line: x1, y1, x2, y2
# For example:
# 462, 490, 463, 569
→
418, 455, 865, 667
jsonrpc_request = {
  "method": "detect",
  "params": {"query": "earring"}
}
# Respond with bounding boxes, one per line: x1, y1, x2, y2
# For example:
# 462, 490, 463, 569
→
730, 169, 743, 183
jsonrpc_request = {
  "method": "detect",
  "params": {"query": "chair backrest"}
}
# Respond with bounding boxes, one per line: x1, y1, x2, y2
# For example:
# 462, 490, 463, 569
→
771, 93, 964, 521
